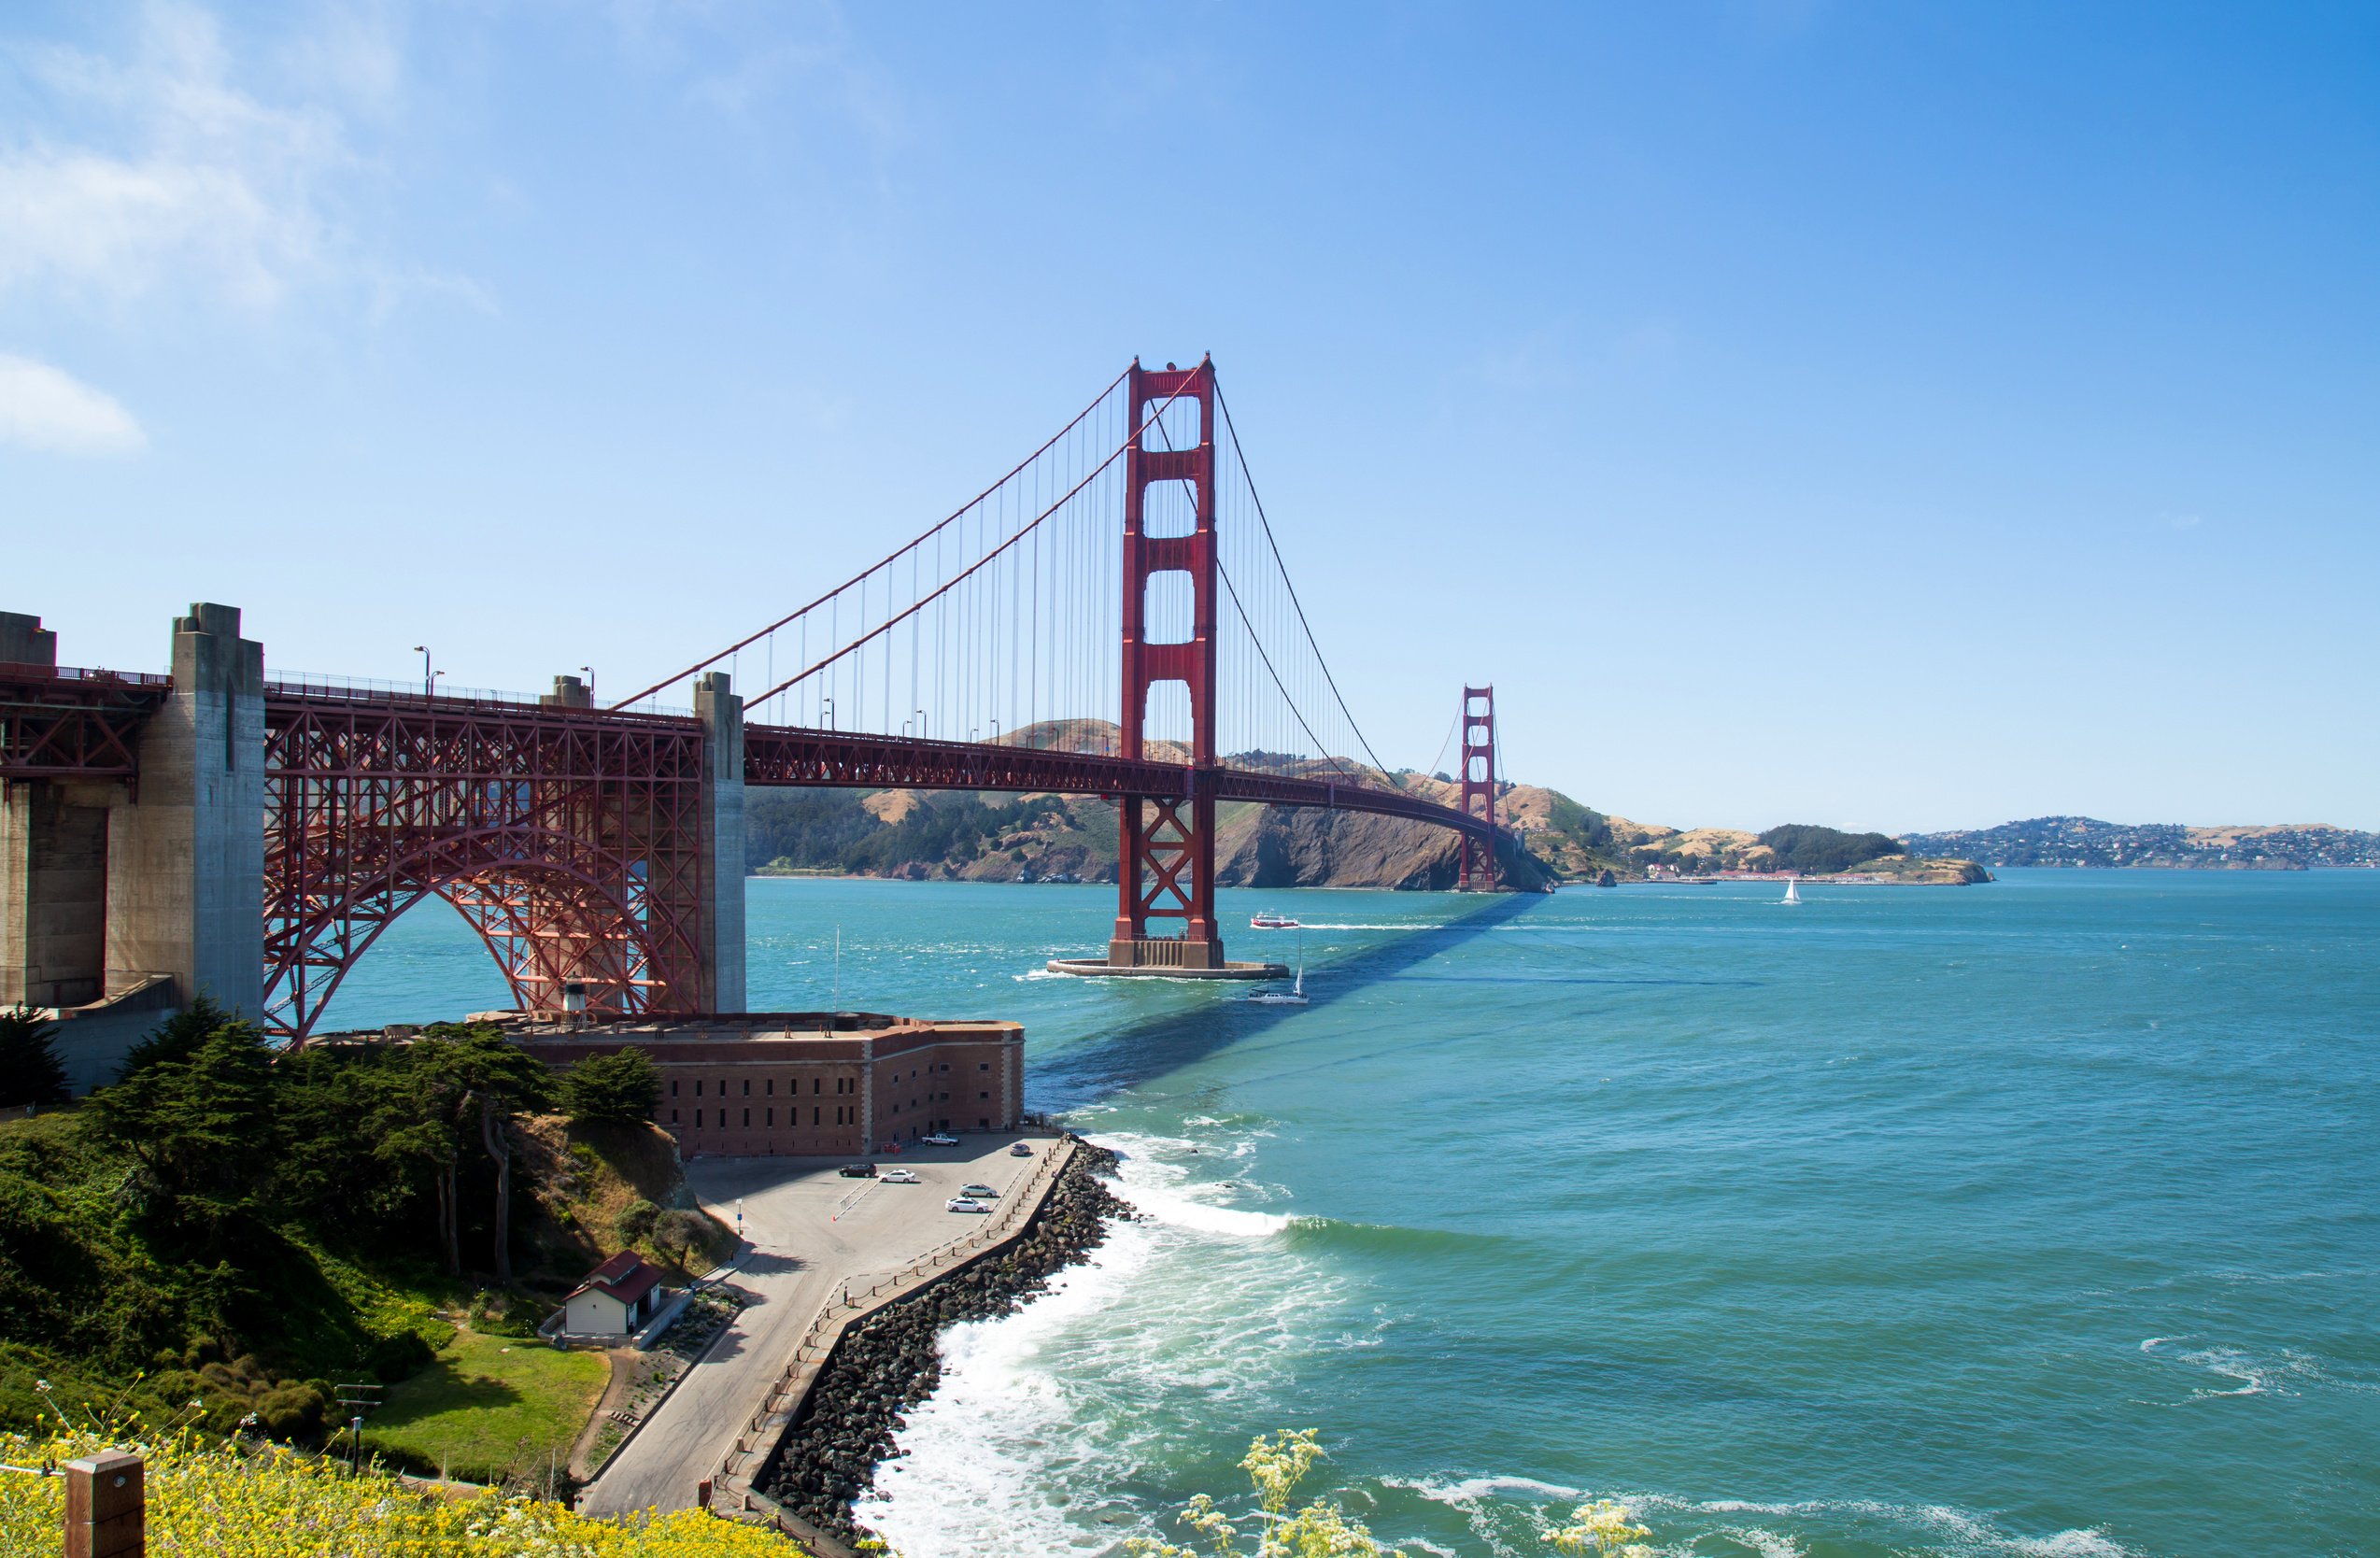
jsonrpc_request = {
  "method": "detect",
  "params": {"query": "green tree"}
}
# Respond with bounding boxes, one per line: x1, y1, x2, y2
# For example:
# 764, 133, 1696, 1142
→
560, 1046, 659, 1126
1756, 823, 1902, 876
414, 1025, 554, 1282
0, 1007, 70, 1108
114, 994, 234, 1080
82, 1010, 277, 1253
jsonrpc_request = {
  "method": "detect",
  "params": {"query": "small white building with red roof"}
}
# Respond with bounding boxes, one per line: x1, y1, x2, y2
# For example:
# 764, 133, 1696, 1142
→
563, 1251, 665, 1338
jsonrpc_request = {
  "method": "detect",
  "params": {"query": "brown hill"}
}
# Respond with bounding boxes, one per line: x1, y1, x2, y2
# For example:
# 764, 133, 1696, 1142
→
744, 719, 1975, 888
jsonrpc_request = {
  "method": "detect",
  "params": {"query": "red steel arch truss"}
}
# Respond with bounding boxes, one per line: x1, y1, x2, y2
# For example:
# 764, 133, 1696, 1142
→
262, 690, 710, 1040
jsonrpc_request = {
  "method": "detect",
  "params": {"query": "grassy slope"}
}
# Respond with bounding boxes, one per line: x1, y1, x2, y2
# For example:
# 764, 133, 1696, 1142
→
366, 1327, 607, 1483
512, 1115, 736, 1290
0, 1103, 718, 1456
0, 1107, 454, 1433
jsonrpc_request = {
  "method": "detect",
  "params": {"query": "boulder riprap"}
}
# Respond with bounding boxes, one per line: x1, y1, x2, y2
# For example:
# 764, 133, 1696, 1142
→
761, 1140, 1131, 1543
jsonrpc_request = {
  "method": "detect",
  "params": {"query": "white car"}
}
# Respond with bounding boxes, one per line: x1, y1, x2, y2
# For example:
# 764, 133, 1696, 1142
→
946, 1197, 991, 1214
921, 1133, 959, 1146
879, 1168, 920, 1184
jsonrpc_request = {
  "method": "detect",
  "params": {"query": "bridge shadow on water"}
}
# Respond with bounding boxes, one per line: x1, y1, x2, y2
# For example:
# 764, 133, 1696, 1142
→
1033, 892, 1541, 1109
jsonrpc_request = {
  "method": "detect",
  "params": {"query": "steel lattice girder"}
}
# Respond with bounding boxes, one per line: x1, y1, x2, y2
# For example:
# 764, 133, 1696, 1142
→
0, 666, 170, 779
262, 693, 709, 1040
214, 681, 1495, 1041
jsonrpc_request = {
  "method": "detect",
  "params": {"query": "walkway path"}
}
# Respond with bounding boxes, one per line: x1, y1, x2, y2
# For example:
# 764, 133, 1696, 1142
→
579, 1131, 1057, 1518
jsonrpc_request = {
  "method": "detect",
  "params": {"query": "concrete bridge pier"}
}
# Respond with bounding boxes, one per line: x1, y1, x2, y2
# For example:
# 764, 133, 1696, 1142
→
695, 670, 746, 1014
2, 604, 262, 1092
106, 603, 265, 1020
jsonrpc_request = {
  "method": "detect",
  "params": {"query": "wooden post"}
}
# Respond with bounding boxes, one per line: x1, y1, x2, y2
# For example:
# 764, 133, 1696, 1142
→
64, 1450, 145, 1558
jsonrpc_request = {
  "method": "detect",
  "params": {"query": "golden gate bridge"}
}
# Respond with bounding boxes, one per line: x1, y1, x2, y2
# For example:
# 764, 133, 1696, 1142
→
1, 358, 1514, 1042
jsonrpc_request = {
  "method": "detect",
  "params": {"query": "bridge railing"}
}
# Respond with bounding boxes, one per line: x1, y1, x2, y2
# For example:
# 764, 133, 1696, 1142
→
263, 670, 693, 718
0, 660, 172, 689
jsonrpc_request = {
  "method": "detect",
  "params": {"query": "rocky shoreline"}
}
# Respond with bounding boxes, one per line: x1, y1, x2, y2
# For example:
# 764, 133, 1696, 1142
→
761, 1140, 1134, 1544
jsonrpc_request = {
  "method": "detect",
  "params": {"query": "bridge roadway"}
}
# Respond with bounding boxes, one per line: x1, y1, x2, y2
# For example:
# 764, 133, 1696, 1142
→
580, 1133, 1058, 1519
738, 720, 1491, 837
1, 664, 1494, 839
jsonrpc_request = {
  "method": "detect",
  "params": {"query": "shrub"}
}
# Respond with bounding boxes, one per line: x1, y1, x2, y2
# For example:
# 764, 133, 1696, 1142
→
1127, 1429, 1660, 1558
0, 1419, 797, 1555
651, 1209, 721, 1265
614, 1198, 659, 1245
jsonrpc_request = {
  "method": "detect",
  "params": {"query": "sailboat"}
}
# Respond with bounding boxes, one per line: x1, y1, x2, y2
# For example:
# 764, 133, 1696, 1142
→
1782, 876, 1803, 905
1248, 930, 1310, 1005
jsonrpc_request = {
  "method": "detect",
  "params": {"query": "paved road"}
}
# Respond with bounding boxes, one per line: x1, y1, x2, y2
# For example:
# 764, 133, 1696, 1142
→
580, 1132, 1051, 1517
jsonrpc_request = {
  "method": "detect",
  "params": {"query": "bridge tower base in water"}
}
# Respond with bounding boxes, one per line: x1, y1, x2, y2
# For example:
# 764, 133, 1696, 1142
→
1056, 358, 1282, 982
1456, 686, 1500, 891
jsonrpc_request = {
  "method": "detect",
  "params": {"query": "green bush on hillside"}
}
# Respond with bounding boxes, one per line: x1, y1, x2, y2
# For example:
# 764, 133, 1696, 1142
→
614, 1198, 659, 1245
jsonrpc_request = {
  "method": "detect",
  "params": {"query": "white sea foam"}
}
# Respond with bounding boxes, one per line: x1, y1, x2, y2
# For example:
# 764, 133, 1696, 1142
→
859, 1124, 1336, 1556
2136, 1335, 2332, 1399
1092, 1129, 1296, 1236
1279, 921, 1428, 931
1389, 1473, 1586, 1506
1121, 1179, 1295, 1238
853, 1218, 1163, 1557
1516, 1486, 2141, 1558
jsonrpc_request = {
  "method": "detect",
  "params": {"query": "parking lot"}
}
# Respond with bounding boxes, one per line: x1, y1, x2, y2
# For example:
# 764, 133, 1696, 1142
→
579, 1130, 1055, 1516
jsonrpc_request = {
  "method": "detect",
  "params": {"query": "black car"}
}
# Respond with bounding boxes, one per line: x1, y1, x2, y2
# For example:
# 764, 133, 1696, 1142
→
839, 1162, 877, 1178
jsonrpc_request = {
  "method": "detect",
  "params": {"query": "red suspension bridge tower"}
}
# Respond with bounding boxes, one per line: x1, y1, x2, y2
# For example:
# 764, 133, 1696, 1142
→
1457, 685, 1500, 891
1108, 358, 1228, 970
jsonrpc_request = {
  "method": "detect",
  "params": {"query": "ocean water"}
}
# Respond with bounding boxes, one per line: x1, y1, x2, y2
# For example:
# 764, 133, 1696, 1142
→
324, 870, 2380, 1557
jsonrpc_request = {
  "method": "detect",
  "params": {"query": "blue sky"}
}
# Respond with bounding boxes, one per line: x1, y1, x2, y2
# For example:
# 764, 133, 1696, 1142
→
4, 1, 2374, 832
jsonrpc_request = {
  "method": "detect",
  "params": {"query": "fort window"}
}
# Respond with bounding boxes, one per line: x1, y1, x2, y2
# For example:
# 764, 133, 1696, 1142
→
766, 1108, 773, 1126
694, 1080, 702, 1097
672, 1081, 680, 1096
743, 1108, 750, 1126
671, 1109, 680, 1123
742, 1079, 750, 1097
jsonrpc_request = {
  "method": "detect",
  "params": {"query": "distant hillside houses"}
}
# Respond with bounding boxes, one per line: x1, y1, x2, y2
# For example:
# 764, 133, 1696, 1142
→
1899, 816, 2380, 870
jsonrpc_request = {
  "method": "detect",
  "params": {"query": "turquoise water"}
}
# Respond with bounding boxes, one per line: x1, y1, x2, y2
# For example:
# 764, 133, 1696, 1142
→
325, 871, 2380, 1557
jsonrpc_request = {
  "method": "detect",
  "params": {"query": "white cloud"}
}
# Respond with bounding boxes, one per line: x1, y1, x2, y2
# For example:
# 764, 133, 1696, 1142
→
0, 1, 471, 314
0, 353, 146, 455
0, 4, 340, 308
